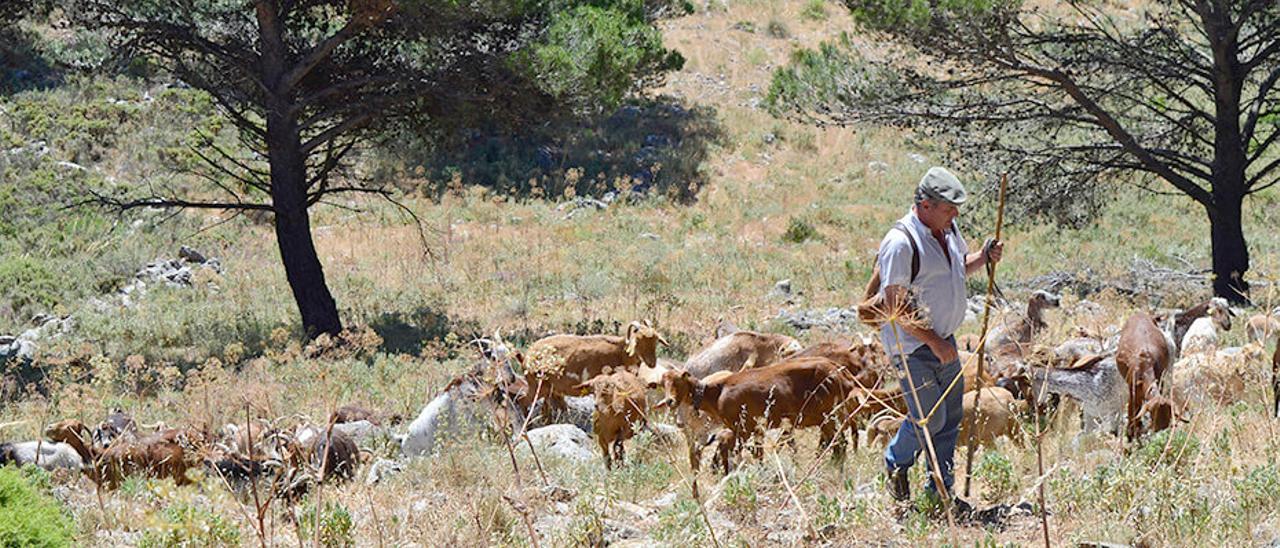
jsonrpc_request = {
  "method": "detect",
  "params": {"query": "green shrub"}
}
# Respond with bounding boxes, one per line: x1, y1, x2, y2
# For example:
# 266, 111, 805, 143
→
975, 451, 1019, 502
1136, 429, 1200, 467
137, 501, 241, 548
0, 254, 61, 319
721, 470, 759, 515
801, 0, 827, 21
782, 217, 819, 243
299, 500, 355, 548
653, 498, 708, 544
0, 466, 75, 547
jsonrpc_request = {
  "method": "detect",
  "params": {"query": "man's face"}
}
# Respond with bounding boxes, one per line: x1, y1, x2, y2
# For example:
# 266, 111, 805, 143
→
917, 198, 959, 231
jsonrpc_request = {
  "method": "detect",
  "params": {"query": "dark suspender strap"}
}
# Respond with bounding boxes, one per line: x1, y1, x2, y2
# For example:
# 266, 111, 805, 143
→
891, 222, 920, 283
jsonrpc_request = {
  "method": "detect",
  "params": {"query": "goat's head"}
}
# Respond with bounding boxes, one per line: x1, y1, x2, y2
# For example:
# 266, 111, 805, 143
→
625, 320, 668, 366
45, 419, 90, 445
1208, 297, 1233, 331
654, 368, 695, 410
1141, 396, 1174, 434
848, 334, 887, 367
778, 336, 803, 357
1031, 290, 1062, 310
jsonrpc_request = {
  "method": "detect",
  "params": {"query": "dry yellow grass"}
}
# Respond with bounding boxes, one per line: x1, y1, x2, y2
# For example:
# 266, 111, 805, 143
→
2, 0, 1279, 545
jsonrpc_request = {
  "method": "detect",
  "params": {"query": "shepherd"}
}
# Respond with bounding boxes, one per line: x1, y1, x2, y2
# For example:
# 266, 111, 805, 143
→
872, 167, 1004, 513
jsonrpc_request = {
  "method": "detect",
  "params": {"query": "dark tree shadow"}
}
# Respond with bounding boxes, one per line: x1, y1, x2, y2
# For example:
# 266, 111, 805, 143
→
369, 306, 480, 356
0, 22, 61, 94
375, 96, 724, 204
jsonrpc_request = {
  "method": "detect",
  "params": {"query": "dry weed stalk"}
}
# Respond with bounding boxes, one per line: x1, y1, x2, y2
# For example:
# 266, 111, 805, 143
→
963, 172, 1008, 499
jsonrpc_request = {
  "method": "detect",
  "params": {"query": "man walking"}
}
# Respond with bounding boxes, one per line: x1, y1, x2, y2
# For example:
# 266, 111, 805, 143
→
878, 166, 1003, 511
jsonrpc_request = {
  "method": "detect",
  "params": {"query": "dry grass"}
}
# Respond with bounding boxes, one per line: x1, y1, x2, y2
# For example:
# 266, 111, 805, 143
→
2, 0, 1280, 544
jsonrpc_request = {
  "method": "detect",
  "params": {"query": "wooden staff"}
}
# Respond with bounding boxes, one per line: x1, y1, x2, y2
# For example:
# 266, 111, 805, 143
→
962, 172, 1008, 499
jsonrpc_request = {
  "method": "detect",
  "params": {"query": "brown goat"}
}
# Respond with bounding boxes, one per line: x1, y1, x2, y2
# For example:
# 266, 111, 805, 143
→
1115, 312, 1175, 442
1247, 309, 1279, 345
959, 387, 1027, 449
656, 356, 859, 473
46, 419, 200, 489
683, 330, 803, 379
523, 321, 667, 405
794, 334, 890, 389
330, 404, 403, 427
286, 425, 360, 482
986, 291, 1062, 358
574, 370, 649, 469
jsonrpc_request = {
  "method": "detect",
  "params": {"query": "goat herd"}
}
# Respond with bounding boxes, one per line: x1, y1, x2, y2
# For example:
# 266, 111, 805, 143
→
2, 298, 1279, 502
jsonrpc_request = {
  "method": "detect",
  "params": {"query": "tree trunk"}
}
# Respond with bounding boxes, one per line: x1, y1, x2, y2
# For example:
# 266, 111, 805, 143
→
257, 2, 342, 338
265, 108, 342, 338
1205, 11, 1250, 305
1207, 190, 1250, 304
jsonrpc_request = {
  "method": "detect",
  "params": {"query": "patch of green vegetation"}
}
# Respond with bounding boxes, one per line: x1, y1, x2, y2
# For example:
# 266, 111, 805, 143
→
138, 500, 241, 548
0, 466, 75, 548
653, 498, 709, 544
801, 0, 827, 21
298, 500, 355, 548
782, 217, 819, 243
974, 451, 1018, 503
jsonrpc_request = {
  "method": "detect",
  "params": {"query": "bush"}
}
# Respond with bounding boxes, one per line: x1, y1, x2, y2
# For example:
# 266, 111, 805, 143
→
782, 217, 819, 243
800, 0, 827, 21
1136, 429, 1200, 467
653, 498, 709, 544
299, 500, 355, 548
975, 451, 1019, 502
137, 501, 241, 548
0, 466, 75, 547
766, 20, 790, 39
0, 254, 61, 320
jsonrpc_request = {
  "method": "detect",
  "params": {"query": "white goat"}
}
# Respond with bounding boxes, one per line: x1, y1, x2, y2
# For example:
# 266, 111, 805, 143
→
1029, 355, 1127, 435
0, 441, 84, 471
1174, 297, 1232, 354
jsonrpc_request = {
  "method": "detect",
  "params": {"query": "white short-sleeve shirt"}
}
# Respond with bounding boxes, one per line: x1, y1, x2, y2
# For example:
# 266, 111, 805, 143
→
877, 209, 969, 357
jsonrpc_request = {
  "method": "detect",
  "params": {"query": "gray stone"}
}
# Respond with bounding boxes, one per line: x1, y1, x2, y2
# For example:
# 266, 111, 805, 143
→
524, 424, 596, 462
365, 458, 403, 485
178, 245, 208, 264
774, 278, 792, 295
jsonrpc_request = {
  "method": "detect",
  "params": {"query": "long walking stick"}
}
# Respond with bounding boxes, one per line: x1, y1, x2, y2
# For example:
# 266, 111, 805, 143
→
962, 173, 1008, 498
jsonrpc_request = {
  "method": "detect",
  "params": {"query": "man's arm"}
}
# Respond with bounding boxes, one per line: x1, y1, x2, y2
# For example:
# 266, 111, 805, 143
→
883, 284, 959, 364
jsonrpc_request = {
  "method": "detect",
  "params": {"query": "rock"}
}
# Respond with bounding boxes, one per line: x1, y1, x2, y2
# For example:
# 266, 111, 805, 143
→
365, 458, 403, 485
524, 425, 596, 462
776, 306, 861, 332
907, 153, 927, 163
774, 278, 792, 296
647, 492, 678, 509
178, 245, 208, 264
644, 422, 682, 448
603, 519, 643, 544
867, 160, 889, 173
332, 420, 381, 446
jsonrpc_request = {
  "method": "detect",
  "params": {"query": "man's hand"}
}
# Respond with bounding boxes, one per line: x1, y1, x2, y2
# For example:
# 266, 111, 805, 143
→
984, 238, 1005, 264
928, 337, 959, 364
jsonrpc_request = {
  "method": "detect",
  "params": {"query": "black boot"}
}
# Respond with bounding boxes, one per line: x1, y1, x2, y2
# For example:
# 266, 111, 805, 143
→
886, 467, 910, 502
